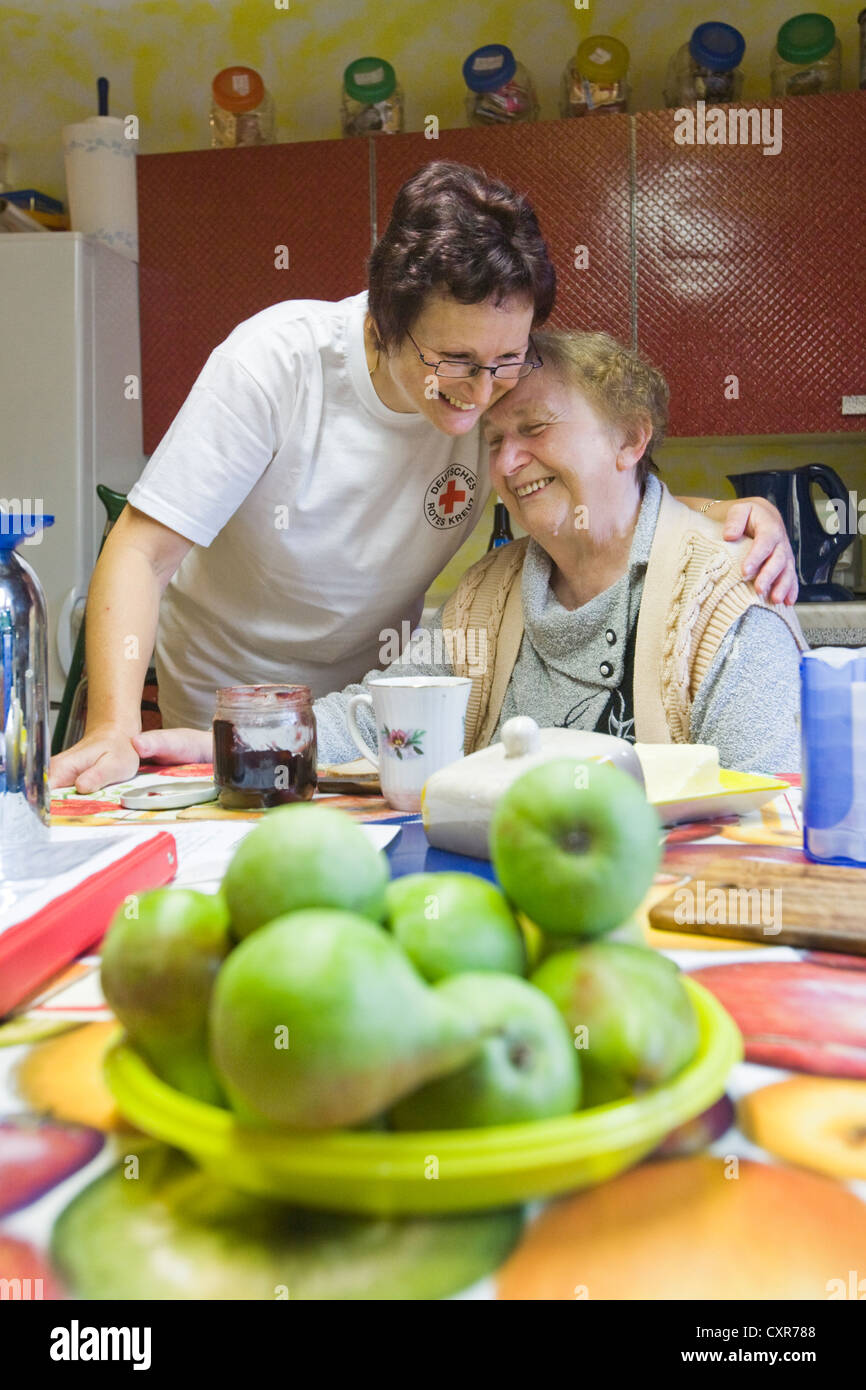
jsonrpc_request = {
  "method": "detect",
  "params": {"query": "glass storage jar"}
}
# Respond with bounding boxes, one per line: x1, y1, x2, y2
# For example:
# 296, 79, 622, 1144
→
210, 66, 274, 147
463, 44, 539, 126
213, 685, 317, 810
341, 57, 404, 135
561, 35, 630, 117
664, 22, 746, 107
771, 13, 841, 97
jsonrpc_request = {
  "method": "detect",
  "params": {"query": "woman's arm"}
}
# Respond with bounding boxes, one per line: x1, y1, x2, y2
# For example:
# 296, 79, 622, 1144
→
132, 608, 455, 769
688, 606, 801, 774
677, 495, 798, 605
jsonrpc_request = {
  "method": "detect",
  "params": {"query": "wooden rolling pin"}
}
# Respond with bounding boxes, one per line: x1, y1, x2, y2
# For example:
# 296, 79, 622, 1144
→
650, 851, 866, 952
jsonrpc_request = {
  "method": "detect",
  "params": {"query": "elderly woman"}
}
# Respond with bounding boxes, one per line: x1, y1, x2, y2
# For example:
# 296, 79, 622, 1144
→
135, 331, 807, 774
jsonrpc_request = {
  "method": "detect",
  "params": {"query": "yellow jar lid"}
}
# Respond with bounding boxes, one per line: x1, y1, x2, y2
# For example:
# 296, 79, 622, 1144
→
576, 35, 630, 82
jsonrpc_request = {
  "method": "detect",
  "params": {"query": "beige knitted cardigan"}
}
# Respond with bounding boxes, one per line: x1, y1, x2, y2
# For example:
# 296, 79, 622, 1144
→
443, 484, 808, 754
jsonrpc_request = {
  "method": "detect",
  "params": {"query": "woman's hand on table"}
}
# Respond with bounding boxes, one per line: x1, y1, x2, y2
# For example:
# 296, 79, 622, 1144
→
132, 728, 215, 765
712, 496, 799, 605
48, 724, 140, 794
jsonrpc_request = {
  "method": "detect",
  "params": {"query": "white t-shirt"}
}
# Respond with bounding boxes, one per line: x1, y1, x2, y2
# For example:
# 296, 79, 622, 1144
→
127, 292, 490, 728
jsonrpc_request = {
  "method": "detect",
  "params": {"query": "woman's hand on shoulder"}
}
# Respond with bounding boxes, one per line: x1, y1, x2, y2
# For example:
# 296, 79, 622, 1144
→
720, 497, 798, 605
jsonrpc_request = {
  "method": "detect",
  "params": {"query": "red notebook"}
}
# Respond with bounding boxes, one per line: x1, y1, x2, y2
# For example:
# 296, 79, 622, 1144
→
0, 831, 177, 1018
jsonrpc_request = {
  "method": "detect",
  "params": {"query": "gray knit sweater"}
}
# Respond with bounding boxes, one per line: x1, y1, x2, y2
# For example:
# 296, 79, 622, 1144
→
314, 475, 801, 774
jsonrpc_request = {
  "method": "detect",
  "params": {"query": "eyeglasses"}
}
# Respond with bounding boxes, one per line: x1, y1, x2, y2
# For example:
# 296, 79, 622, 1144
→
406, 331, 543, 381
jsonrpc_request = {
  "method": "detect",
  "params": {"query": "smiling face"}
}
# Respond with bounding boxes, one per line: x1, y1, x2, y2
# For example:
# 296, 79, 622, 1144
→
369, 291, 536, 436
483, 368, 649, 545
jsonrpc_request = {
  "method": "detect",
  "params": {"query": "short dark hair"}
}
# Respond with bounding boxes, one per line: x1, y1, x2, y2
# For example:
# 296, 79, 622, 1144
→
367, 161, 556, 351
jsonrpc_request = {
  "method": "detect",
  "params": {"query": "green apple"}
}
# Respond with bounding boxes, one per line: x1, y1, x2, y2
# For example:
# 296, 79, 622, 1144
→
385, 872, 526, 982
221, 803, 389, 939
389, 972, 581, 1130
100, 887, 231, 1104
489, 757, 661, 937
209, 909, 481, 1129
531, 942, 700, 1106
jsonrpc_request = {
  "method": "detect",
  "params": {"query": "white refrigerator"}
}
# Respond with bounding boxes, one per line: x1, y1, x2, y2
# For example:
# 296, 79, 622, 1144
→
0, 232, 145, 716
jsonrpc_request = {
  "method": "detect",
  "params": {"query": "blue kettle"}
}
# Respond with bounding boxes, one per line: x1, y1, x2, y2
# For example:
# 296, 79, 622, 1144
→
727, 464, 857, 602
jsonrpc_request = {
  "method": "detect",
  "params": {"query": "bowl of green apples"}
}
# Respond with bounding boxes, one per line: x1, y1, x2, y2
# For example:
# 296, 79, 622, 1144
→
103, 763, 742, 1217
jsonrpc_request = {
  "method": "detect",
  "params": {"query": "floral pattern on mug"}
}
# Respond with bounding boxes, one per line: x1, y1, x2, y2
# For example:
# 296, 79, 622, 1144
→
381, 726, 425, 760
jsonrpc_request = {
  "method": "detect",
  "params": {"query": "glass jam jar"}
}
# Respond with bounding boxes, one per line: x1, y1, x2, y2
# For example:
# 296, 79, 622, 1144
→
463, 44, 539, 126
213, 685, 317, 810
210, 66, 275, 148
561, 35, 630, 117
664, 22, 746, 107
771, 13, 841, 97
341, 57, 404, 136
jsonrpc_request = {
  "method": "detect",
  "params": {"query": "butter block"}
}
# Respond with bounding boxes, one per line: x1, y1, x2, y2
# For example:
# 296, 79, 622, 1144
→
634, 743, 721, 803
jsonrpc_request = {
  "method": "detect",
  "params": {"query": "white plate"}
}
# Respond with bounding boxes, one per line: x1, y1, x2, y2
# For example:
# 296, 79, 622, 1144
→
653, 770, 791, 827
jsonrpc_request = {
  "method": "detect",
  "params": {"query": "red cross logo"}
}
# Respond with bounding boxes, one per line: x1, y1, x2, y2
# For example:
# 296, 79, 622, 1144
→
438, 479, 467, 515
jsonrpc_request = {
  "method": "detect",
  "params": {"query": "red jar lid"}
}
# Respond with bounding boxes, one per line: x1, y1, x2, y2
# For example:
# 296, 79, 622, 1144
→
212, 66, 265, 113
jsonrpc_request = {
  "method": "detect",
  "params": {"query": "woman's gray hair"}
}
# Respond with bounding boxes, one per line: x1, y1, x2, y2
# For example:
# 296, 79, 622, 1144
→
532, 330, 669, 489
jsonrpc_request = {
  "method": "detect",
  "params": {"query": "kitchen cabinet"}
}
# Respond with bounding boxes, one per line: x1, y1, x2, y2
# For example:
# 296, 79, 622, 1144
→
634, 92, 866, 435
136, 93, 866, 447
373, 120, 632, 342
137, 140, 370, 452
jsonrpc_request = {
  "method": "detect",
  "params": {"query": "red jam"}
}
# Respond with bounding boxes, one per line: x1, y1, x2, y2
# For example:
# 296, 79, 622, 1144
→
213, 685, 317, 810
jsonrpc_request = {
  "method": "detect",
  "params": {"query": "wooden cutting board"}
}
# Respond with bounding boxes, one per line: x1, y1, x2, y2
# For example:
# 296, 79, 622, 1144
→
650, 849, 866, 953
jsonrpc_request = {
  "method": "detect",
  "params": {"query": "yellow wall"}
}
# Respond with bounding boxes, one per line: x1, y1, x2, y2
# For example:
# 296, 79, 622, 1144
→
2, 0, 864, 600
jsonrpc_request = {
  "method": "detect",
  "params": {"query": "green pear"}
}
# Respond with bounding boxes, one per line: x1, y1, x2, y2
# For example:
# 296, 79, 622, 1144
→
489, 758, 662, 937
52, 1147, 523, 1301
385, 872, 526, 982
100, 888, 232, 1105
209, 909, 482, 1129
390, 973, 581, 1130
222, 804, 390, 940
531, 942, 700, 1106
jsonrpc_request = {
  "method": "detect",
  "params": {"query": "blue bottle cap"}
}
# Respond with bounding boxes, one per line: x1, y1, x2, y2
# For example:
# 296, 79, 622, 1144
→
0, 512, 55, 550
689, 21, 746, 72
463, 44, 517, 92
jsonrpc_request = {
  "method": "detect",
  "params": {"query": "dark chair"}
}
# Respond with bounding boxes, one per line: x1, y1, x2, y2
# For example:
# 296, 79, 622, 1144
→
51, 485, 161, 755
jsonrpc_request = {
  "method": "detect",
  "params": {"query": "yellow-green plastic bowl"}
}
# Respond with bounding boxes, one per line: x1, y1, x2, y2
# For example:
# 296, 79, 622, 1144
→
104, 978, 741, 1217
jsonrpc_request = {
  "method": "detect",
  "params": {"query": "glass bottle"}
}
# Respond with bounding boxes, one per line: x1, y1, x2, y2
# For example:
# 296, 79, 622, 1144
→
1, 509, 54, 870
487, 502, 514, 550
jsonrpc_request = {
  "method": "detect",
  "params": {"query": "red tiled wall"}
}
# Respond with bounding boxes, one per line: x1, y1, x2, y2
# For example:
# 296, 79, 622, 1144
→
635, 93, 866, 435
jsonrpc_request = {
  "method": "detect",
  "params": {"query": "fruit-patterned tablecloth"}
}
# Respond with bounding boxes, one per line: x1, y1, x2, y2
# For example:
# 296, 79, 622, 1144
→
2, 773, 866, 1300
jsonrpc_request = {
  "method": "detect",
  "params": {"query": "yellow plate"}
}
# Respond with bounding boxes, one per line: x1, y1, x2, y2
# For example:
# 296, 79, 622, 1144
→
104, 979, 741, 1217
653, 770, 790, 827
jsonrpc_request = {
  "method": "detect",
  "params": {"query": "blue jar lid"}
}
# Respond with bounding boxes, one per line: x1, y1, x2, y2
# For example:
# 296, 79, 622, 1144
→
0, 512, 54, 550
463, 44, 517, 92
688, 21, 746, 72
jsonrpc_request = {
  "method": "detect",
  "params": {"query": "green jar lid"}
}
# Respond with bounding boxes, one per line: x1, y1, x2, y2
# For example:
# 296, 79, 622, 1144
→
344, 57, 397, 104
776, 13, 836, 65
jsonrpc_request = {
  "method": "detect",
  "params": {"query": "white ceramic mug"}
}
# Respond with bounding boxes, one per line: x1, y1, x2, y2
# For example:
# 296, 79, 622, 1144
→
346, 676, 471, 811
